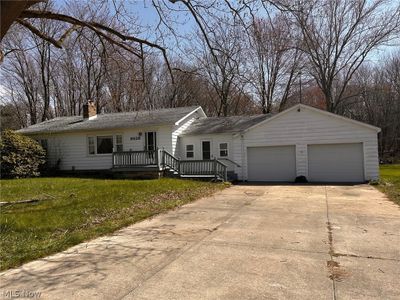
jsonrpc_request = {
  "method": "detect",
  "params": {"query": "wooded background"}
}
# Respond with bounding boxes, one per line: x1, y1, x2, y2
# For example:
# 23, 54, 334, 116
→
0, 0, 399, 160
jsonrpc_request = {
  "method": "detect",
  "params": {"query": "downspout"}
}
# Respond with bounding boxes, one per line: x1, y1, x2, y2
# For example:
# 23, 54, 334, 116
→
240, 133, 245, 181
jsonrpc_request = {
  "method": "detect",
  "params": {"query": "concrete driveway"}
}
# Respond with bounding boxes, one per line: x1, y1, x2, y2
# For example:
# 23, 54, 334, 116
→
1, 185, 399, 300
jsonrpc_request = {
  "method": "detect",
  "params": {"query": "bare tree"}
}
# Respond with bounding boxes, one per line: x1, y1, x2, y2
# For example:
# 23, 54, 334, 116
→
191, 21, 245, 116
0, 0, 174, 83
246, 15, 301, 113
272, 0, 400, 112
1, 24, 55, 125
1, 1, 158, 121
51, 40, 83, 116
29, 4, 62, 121
346, 54, 400, 159
168, 0, 250, 116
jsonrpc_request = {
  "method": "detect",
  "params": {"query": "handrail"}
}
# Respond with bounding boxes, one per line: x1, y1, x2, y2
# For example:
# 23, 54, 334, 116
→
162, 150, 180, 174
215, 159, 228, 181
219, 157, 241, 167
113, 150, 228, 181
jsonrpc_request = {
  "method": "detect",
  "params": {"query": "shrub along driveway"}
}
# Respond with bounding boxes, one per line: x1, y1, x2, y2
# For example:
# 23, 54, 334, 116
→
1, 185, 399, 299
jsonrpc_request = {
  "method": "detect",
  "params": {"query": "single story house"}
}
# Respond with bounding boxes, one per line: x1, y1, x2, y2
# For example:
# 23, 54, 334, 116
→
18, 101, 381, 182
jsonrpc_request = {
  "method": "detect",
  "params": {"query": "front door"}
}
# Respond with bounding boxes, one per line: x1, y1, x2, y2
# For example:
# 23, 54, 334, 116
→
202, 141, 211, 160
145, 132, 157, 151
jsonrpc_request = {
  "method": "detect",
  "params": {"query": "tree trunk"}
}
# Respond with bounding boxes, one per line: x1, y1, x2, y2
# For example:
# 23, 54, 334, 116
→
0, 1, 42, 40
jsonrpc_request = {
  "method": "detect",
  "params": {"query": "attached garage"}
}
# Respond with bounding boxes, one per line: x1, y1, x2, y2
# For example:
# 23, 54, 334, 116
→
238, 104, 380, 183
308, 143, 364, 182
247, 146, 296, 182
179, 103, 380, 183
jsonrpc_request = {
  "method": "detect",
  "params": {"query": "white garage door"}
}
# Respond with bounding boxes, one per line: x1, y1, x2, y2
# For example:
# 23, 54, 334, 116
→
247, 146, 296, 182
308, 143, 364, 182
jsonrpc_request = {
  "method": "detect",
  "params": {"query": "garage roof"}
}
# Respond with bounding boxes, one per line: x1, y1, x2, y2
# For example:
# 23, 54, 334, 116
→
182, 114, 272, 135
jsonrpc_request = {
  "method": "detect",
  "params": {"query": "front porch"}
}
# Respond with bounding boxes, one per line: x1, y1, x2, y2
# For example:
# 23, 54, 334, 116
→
112, 150, 228, 181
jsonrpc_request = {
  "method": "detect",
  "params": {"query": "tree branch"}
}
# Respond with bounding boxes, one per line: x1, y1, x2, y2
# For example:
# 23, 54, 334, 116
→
16, 19, 62, 48
18, 9, 174, 82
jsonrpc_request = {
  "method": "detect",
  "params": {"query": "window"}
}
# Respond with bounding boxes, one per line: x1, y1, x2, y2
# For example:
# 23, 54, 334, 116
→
219, 143, 228, 157
115, 135, 123, 152
97, 136, 113, 154
88, 137, 95, 155
186, 145, 194, 158
87, 134, 123, 155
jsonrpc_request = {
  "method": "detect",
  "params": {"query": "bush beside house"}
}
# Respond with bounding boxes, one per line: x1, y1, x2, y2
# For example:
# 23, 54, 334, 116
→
0, 130, 46, 178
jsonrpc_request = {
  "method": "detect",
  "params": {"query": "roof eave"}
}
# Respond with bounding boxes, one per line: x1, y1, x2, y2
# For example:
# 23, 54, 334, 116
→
182, 130, 238, 136
18, 121, 178, 136
241, 104, 381, 134
174, 106, 206, 126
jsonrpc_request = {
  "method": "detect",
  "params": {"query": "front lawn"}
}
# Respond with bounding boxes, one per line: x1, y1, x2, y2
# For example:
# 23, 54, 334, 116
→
377, 164, 400, 206
0, 177, 226, 271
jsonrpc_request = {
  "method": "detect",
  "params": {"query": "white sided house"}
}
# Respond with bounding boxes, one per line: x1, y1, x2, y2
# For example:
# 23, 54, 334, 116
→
19, 102, 380, 183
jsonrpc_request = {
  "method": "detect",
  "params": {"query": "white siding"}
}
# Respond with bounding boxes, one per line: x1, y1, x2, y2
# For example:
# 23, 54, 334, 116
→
172, 115, 198, 156
32, 125, 173, 171
172, 108, 206, 156
232, 135, 244, 176
237, 105, 379, 181
179, 134, 238, 171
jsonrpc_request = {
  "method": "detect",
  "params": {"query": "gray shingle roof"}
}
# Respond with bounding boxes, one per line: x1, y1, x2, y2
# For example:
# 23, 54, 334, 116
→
182, 114, 273, 135
18, 106, 200, 135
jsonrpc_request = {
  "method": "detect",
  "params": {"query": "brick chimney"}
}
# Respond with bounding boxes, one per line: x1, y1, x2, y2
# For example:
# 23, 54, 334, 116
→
83, 100, 97, 119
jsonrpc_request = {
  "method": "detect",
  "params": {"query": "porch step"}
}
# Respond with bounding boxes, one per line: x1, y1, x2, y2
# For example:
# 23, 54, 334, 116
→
180, 174, 215, 178
112, 166, 159, 172
113, 150, 228, 181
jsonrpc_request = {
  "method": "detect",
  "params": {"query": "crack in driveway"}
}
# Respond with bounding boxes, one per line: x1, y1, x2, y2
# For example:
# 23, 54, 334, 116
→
332, 252, 400, 262
325, 186, 339, 300
323, 185, 399, 300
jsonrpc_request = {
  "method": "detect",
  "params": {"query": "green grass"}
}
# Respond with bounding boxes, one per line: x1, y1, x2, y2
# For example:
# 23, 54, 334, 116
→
376, 164, 400, 206
0, 177, 226, 271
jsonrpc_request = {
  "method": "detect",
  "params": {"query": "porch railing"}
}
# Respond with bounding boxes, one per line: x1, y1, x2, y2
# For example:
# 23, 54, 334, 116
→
162, 150, 180, 173
179, 159, 227, 180
113, 150, 227, 181
215, 159, 228, 181
112, 150, 158, 167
